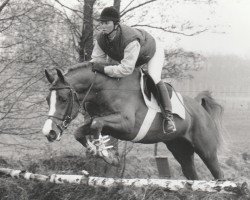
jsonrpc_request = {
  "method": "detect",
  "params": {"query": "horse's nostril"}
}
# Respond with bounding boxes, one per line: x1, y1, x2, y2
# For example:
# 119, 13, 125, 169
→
46, 130, 57, 142
50, 130, 57, 139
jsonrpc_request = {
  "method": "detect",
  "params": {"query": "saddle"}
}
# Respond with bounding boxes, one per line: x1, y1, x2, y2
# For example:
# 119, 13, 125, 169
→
141, 69, 172, 102
132, 69, 185, 142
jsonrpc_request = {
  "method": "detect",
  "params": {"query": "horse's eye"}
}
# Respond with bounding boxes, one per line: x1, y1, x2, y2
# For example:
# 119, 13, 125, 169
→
58, 96, 67, 102
46, 96, 50, 104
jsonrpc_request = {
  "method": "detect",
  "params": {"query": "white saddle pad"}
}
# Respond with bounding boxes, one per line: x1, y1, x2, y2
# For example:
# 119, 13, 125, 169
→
131, 71, 186, 142
140, 71, 185, 119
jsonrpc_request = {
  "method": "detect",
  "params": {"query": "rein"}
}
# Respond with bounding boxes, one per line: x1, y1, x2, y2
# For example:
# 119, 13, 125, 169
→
48, 72, 97, 133
81, 72, 97, 106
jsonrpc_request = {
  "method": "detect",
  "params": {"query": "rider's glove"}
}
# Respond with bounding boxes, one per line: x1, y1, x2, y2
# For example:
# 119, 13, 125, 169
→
92, 63, 105, 74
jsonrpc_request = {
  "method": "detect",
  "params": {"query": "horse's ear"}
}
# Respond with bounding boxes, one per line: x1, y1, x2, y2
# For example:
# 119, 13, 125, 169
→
56, 68, 65, 83
45, 69, 55, 84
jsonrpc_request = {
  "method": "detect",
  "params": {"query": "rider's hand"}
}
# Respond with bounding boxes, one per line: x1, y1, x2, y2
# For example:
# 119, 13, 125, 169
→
92, 63, 105, 74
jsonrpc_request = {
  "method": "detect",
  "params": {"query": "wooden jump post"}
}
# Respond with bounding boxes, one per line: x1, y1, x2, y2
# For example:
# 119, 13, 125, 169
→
154, 143, 171, 178
0, 167, 249, 195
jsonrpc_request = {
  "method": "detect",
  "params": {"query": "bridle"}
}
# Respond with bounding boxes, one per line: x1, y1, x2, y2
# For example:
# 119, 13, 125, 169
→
48, 73, 97, 134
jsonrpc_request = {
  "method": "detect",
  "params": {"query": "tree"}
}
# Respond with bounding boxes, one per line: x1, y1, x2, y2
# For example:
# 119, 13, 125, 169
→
113, 0, 121, 11
0, 0, 10, 13
163, 48, 204, 79
0, 0, 77, 149
78, 0, 96, 61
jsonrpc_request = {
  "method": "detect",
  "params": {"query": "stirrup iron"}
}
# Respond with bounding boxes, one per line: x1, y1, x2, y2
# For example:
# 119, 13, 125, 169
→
162, 116, 176, 134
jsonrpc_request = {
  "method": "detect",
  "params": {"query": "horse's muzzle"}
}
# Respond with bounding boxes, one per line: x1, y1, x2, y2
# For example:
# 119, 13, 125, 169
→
46, 130, 58, 142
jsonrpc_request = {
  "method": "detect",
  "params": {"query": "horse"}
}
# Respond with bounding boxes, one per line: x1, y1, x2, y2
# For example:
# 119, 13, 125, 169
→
42, 61, 224, 180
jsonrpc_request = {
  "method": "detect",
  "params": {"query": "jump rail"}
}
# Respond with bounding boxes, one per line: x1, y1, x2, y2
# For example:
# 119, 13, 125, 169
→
0, 167, 249, 195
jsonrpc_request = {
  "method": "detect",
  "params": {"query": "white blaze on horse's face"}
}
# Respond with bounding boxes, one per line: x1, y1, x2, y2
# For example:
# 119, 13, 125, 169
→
42, 90, 57, 136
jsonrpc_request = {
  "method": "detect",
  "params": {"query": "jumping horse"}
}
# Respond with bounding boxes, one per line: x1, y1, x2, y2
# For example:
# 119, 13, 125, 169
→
42, 62, 224, 180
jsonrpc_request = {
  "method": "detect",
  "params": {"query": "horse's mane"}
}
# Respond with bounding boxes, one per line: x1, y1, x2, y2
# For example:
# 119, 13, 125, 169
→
65, 62, 90, 75
64, 62, 141, 86
65, 62, 114, 75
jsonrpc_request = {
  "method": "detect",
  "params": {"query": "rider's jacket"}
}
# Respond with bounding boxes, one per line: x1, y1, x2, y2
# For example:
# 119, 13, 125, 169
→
97, 24, 156, 67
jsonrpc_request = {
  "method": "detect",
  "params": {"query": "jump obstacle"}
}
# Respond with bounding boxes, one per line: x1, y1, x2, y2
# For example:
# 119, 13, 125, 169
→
0, 167, 249, 195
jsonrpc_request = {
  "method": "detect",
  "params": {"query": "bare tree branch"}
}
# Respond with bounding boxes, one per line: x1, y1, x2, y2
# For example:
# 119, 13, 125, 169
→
1, 74, 44, 120
131, 24, 208, 36
0, 6, 35, 21
120, 0, 134, 14
53, 0, 82, 14
0, 0, 10, 13
120, 0, 157, 17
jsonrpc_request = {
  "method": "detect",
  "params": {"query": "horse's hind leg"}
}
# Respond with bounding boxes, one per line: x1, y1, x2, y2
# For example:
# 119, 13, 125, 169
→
165, 138, 199, 180
195, 147, 224, 180
193, 125, 224, 179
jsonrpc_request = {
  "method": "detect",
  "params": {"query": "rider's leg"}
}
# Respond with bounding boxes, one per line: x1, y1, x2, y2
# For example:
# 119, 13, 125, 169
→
156, 81, 176, 132
148, 38, 176, 133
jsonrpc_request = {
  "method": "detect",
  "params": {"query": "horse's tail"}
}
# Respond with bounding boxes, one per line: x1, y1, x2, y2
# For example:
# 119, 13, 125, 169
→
195, 91, 224, 147
195, 91, 224, 119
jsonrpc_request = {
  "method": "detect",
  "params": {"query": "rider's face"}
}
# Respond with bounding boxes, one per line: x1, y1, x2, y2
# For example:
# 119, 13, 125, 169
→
100, 21, 115, 34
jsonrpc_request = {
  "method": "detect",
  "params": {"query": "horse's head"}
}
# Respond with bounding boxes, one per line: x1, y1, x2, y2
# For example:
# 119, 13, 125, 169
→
42, 68, 81, 142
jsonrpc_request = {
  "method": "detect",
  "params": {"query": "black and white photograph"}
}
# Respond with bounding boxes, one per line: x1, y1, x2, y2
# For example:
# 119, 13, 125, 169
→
0, 0, 249, 199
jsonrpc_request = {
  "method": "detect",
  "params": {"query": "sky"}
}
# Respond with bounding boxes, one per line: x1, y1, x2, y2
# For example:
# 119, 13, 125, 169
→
58, 0, 250, 58
174, 0, 250, 58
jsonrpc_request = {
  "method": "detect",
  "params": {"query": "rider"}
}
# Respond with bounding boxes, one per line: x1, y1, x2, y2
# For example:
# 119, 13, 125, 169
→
90, 6, 176, 133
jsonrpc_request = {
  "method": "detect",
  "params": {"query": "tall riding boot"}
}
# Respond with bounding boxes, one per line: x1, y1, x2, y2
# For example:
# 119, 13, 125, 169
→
156, 81, 176, 133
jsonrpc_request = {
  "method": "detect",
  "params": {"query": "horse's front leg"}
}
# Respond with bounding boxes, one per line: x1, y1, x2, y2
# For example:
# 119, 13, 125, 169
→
74, 123, 97, 151
91, 113, 134, 133
90, 113, 135, 166
74, 124, 106, 155
73, 113, 93, 146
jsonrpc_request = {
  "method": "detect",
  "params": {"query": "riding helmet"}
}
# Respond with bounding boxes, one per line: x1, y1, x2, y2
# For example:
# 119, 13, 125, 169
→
98, 7, 120, 22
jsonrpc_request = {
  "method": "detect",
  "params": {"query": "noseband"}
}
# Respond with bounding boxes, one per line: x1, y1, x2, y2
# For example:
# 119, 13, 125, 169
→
48, 73, 97, 133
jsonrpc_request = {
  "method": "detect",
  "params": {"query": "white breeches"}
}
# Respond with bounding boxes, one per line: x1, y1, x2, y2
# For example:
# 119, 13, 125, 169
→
147, 38, 165, 84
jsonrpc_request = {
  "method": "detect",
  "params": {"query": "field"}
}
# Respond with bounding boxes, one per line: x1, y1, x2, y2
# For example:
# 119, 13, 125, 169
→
0, 106, 250, 199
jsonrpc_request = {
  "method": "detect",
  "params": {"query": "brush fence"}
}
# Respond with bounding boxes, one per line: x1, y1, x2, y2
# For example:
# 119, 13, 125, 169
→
0, 167, 248, 194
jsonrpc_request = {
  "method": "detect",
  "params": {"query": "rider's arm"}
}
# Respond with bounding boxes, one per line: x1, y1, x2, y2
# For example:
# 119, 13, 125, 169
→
90, 40, 107, 63
104, 40, 141, 78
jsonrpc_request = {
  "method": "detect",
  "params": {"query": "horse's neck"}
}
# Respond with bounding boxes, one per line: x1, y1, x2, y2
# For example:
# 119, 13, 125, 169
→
67, 69, 94, 91
67, 62, 141, 91
68, 68, 141, 98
